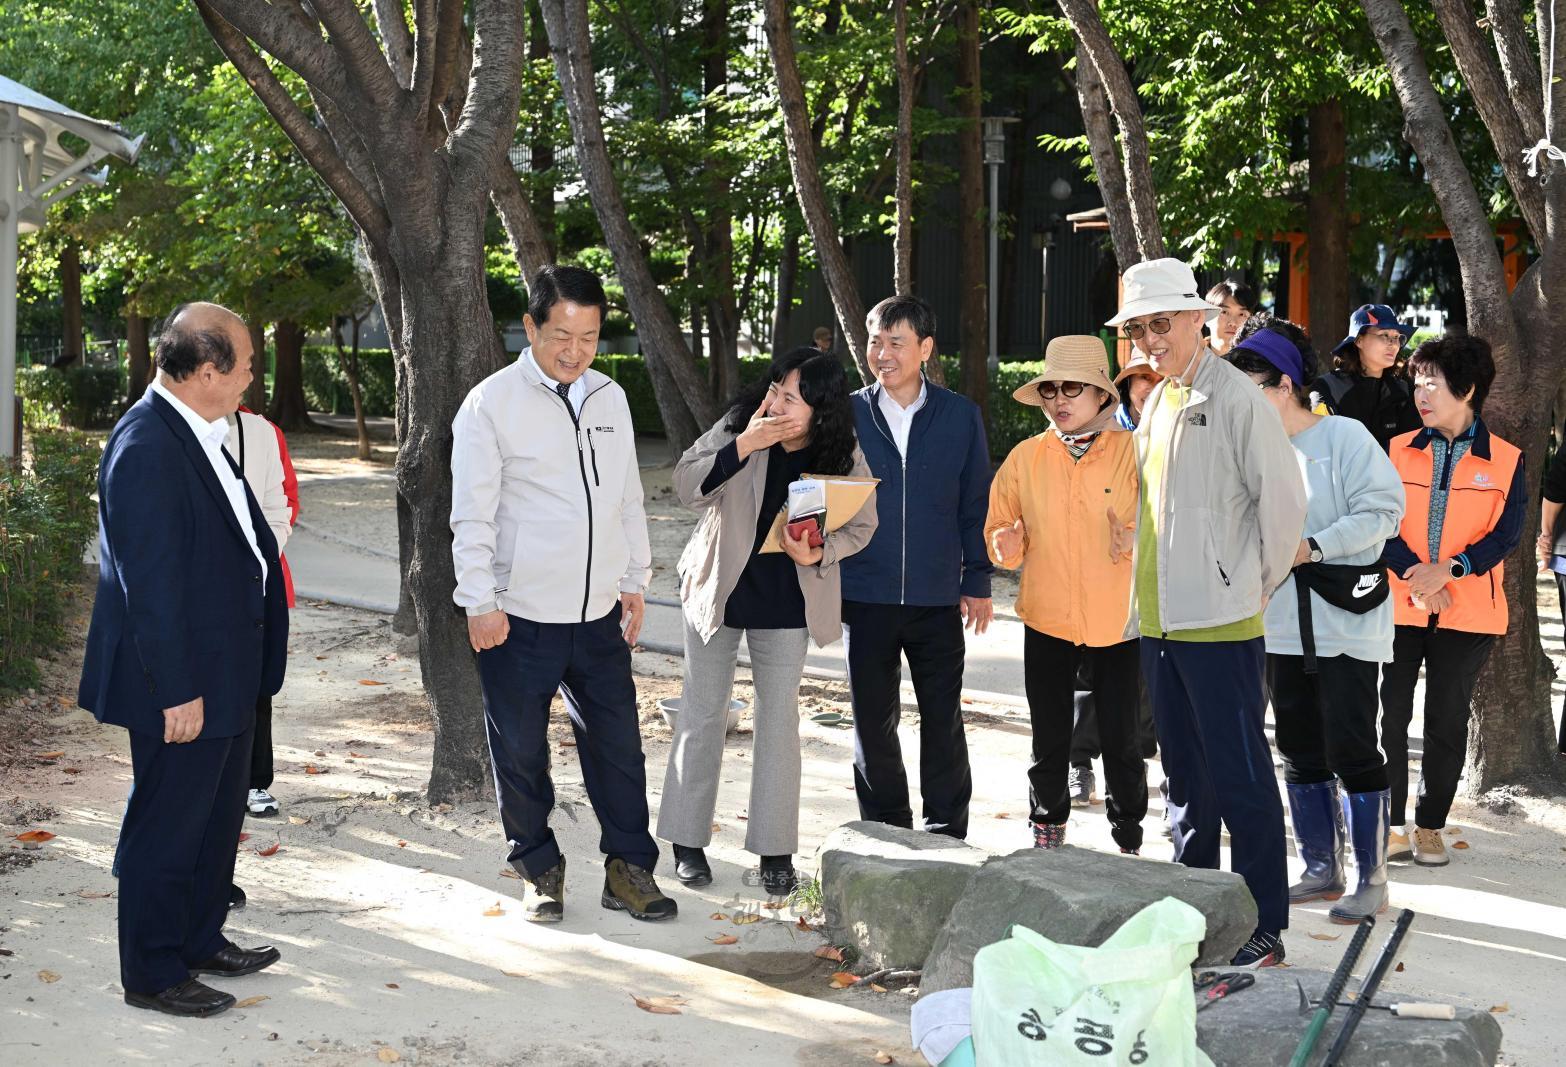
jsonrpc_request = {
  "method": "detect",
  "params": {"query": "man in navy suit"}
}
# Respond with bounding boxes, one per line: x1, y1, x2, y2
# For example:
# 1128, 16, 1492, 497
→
79, 302, 288, 1017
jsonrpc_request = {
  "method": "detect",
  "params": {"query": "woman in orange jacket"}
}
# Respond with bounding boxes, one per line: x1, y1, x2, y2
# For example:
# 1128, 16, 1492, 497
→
986, 335, 1147, 853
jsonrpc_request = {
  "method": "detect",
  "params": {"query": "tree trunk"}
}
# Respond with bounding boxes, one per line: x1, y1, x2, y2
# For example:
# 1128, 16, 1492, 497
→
1071, 30, 1138, 271
893, 0, 915, 297
1306, 97, 1350, 342
245, 320, 268, 413
761, 0, 871, 383
703, 0, 740, 402
334, 315, 373, 461
528, 0, 556, 261
59, 244, 84, 367
956, 0, 988, 421
126, 312, 150, 405
771, 228, 799, 358
540, 0, 714, 453
266, 319, 315, 431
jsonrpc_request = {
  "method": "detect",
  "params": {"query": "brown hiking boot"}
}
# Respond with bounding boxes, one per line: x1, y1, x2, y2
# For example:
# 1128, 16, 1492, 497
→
524, 858, 566, 922
1412, 828, 1449, 867
601, 858, 678, 921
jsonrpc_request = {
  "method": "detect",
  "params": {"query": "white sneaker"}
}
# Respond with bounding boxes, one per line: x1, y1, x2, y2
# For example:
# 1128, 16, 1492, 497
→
247, 789, 280, 817
1387, 824, 1412, 862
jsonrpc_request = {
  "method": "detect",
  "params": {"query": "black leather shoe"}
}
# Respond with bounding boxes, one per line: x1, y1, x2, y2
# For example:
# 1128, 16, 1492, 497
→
672, 844, 712, 887
229, 883, 247, 910
191, 943, 281, 978
759, 855, 798, 896
125, 978, 236, 1017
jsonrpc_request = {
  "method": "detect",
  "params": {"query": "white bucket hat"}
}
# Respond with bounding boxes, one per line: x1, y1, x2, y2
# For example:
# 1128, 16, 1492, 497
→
1105, 257, 1222, 327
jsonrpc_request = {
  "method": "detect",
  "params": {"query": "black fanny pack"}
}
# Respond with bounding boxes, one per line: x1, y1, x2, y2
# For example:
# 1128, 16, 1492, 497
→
1293, 561, 1390, 673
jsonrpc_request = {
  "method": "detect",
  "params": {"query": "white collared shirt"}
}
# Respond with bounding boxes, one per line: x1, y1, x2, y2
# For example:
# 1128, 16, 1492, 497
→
151, 379, 267, 585
877, 379, 928, 458
523, 347, 588, 415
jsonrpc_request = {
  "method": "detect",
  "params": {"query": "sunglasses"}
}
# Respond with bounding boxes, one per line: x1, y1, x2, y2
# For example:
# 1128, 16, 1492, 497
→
1037, 381, 1087, 400
1120, 317, 1174, 341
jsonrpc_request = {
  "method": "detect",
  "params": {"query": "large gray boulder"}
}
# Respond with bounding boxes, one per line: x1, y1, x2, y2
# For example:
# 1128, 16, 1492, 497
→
922, 846, 1256, 992
819, 821, 989, 970
1198, 967, 1502, 1066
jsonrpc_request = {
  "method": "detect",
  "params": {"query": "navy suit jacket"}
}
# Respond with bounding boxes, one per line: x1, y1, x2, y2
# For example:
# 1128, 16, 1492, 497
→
78, 392, 288, 739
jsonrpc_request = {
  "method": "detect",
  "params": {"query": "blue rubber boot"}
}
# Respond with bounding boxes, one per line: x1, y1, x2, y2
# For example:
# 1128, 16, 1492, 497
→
1330, 789, 1390, 924
1286, 779, 1345, 903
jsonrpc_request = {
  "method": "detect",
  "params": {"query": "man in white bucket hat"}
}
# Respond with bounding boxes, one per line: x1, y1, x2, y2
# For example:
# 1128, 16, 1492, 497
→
1110, 258, 1307, 968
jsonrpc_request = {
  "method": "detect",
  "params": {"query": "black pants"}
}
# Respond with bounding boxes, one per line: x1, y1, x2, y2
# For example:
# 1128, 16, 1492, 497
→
843, 601, 971, 839
118, 725, 251, 994
1556, 574, 1566, 755
250, 692, 273, 791
1023, 629, 1147, 850
1070, 662, 1158, 765
476, 606, 658, 878
1379, 624, 1496, 829
1266, 653, 1386, 793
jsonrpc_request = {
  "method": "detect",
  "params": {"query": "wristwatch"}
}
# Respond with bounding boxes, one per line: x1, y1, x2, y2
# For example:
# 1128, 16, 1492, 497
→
1449, 558, 1466, 579
1307, 538, 1323, 564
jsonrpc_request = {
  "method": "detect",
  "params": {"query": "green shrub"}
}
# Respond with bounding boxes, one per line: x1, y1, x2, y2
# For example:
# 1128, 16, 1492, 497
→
17, 365, 124, 429
301, 345, 397, 417
0, 430, 101, 695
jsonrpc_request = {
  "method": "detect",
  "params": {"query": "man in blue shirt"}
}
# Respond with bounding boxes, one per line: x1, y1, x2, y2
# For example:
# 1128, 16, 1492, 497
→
840, 296, 993, 839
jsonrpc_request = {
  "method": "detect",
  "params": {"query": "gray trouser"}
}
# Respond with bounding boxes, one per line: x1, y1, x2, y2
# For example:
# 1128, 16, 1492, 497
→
656, 620, 810, 856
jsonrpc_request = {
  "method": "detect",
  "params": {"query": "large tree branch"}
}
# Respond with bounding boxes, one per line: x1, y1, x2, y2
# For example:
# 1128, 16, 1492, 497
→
1072, 37, 1138, 270
1361, 0, 1513, 345
893, 0, 915, 295
200, 0, 359, 115
312, 0, 406, 108
195, 0, 392, 250
1056, 0, 1165, 260
1432, 0, 1548, 242
1486, 0, 1545, 141
490, 155, 553, 285
450, 0, 528, 185
373, 0, 416, 88
410, 0, 440, 117
428, 0, 468, 134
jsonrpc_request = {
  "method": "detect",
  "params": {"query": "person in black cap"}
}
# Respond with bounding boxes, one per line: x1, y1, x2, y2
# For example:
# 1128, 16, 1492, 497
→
1310, 304, 1420, 452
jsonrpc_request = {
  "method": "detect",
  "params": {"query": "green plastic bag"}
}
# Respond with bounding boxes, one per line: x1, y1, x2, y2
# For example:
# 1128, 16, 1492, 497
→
970, 896, 1213, 1066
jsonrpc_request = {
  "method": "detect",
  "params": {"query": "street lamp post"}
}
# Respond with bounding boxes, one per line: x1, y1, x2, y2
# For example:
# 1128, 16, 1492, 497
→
981, 116, 1017, 375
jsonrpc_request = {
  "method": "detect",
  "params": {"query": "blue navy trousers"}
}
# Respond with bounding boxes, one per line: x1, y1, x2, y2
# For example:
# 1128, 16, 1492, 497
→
1141, 636, 1288, 935
476, 606, 658, 878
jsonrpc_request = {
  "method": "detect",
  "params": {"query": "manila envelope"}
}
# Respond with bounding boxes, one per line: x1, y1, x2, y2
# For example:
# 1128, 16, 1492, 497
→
760, 475, 880, 553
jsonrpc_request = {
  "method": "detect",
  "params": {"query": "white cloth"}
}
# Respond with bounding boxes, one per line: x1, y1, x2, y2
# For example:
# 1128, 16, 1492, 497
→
450, 347, 651, 622
524, 347, 588, 415
151, 379, 267, 585
876, 379, 928, 458
225, 410, 292, 551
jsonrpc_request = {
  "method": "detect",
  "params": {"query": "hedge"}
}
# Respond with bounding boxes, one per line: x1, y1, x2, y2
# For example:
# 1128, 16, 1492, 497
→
0, 430, 101, 695
17, 365, 125, 429
298, 346, 1093, 461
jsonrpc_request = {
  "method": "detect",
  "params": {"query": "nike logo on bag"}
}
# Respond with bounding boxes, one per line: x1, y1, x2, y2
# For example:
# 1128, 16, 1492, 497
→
1352, 575, 1384, 598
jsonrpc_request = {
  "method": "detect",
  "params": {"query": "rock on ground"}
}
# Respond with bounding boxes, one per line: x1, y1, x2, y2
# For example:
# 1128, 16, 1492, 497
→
921, 846, 1257, 993
819, 820, 989, 971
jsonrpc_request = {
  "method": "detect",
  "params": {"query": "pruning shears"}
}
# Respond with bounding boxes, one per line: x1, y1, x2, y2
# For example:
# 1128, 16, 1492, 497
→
1194, 970, 1256, 1012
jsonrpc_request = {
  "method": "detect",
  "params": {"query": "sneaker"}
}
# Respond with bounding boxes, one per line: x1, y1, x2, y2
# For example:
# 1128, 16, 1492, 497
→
1412, 827, 1449, 867
602, 858, 678, 921
1119, 847, 1140, 856
1031, 821, 1066, 849
1230, 929, 1286, 968
758, 855, 799, 896
523, 858, 566, 923
247, 789, 279, 817
1387, 825, 1413, 862
672, 844, 712, 887
1068, 765, 1095, 808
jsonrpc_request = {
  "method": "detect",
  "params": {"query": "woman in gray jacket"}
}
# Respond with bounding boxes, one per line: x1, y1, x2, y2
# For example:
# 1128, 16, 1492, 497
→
661, 348, 878, 894
1228, 318, 1405, 924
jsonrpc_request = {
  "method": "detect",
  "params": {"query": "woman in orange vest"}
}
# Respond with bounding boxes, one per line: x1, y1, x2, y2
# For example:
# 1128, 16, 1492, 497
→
986, 335, 1147, 853
1380, 335, 1525, 868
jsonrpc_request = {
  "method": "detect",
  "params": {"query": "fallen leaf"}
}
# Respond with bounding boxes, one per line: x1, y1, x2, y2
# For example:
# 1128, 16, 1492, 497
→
630, 993, 687, 1015
871, 984, 889, 993
15, 830, 55, 848
501, 867, 522, 880
483, 902, 505, 917
76, 889, 114, 899
234, 995, 269, 1008
377, 1049, 401, 1063
304, 765, 325, 775
761, 900, 786, 910
313, 750, 326, 757
1452, 841, 1470, 850
1490, 1003, 1509, 1013
501, 971, 528, 978
0, 948, 12, 956
814, 945, 845, 963
558, 740, 576, 749
874, 1053, 895, 1065
829, 972, 857, 988
315, 655, 327, 660
385, 983, 399, 989
359, 679, 386, 686
711, 822, 722, 832
1395, 962, 1405, 972
61, 767, 80, 775
708, 934, 739, 945
35, 751, 64, 760
254, 842, 281, 856
350, 751, 369, 758
38, 970, 60, 983
397, 840, 407, 848
992, 813, 1010, 820
287, 815, 310, 826
1309, 933, 1341, 941
795, 917, 816, 932
737, 814, 748, 821
732, 912, 762, 925
238, 832, 252, 842
432, 802, 454, 813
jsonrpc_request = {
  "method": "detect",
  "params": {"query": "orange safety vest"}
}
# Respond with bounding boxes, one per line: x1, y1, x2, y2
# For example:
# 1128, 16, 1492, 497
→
1387, 424, 1520, 635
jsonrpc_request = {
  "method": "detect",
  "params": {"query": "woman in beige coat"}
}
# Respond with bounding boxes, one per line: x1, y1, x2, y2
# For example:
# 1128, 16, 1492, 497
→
662, 347, 877, 894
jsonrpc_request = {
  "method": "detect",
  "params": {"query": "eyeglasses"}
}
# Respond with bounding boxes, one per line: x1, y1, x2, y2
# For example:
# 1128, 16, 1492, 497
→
1037, 381, 1086, 400
1121, 317, 1173, 341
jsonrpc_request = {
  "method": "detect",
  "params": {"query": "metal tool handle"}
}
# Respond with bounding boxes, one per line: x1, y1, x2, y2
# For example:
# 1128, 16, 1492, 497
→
1288, 917, 1375, 1067
1324, 909, 1416, 1067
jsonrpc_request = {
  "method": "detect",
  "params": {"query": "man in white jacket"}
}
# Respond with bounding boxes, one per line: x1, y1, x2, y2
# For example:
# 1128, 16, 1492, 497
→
450, 265, 674, 923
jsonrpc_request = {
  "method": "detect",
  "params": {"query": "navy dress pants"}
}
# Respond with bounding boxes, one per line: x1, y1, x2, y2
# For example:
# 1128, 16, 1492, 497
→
476, 606, 658, 878
1142, 636, 1288, 935
117, 724, 252, 995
